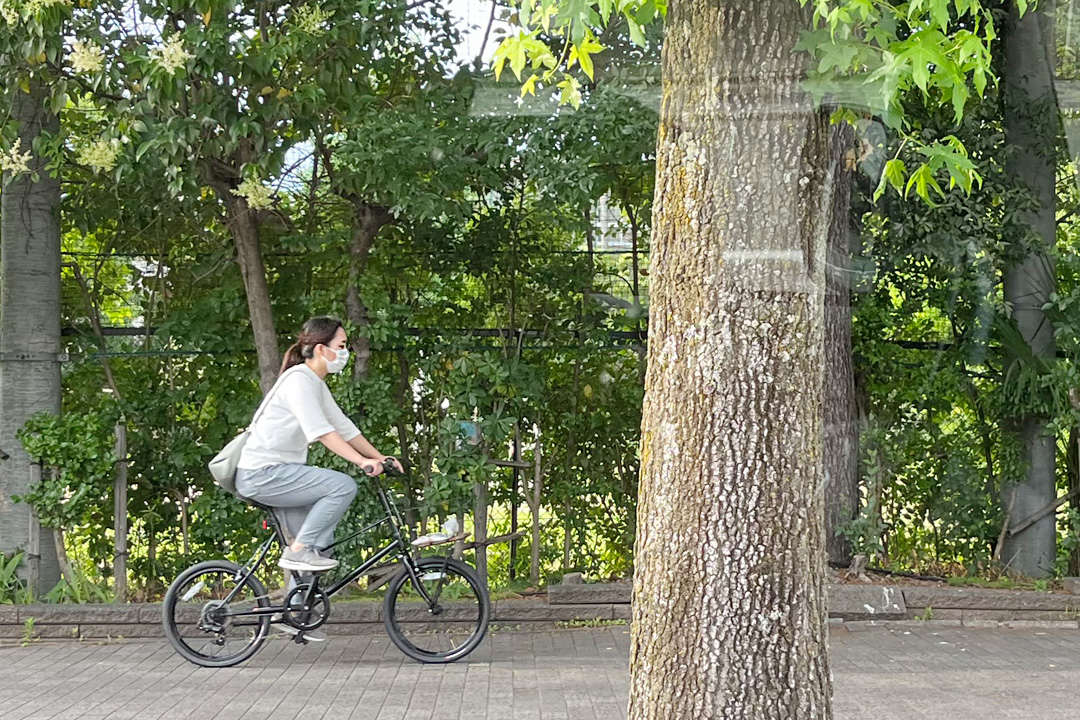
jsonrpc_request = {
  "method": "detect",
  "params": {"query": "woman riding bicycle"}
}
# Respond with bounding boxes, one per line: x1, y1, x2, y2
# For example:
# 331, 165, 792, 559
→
236, 315, 403, 575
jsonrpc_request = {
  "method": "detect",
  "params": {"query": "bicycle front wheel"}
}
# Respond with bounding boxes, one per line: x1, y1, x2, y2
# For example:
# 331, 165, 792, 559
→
383, 556, 490, 663
162, 560, 271, 668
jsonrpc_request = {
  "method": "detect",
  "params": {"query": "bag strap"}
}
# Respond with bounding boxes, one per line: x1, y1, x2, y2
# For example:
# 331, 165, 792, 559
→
248, 365, 304, 430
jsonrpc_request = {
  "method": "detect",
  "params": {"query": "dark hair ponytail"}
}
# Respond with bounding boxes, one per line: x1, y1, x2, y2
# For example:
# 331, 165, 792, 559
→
279, 316, 343, 374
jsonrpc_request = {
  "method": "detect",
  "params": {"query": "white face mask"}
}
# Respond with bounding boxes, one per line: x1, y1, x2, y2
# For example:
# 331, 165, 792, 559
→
324, 347, 350, 374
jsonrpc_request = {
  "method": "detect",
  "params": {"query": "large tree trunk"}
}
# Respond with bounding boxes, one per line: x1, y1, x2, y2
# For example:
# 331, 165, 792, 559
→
224, 196, 279, 393
629, 2, 833, 718
344, 203, 391, 380
1000, 0, 1057, 578
0, 84, 62, 594
824, 125, 859, 568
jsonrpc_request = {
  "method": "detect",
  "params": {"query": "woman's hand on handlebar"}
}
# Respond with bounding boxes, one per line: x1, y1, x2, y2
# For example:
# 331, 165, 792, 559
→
380, 455, 405, 474
357, 458, 383, 477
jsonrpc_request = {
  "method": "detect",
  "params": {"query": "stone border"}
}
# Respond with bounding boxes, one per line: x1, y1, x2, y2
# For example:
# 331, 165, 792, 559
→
0, 600, 631, 640
4, 584, 1080, 641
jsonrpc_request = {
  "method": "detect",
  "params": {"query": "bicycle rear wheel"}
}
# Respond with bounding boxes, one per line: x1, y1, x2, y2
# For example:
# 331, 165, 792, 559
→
383, 556, 490, 663
162, 560, 271, 668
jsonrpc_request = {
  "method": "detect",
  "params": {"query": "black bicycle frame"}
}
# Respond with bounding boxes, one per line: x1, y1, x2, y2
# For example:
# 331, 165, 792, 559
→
220, 480, 435, 618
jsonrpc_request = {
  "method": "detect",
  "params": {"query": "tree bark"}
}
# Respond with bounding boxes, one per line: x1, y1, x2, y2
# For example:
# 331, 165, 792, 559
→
53, 524, 72, 589
224, 196, 279, 393
0, 83, 62, 594
1069, 430, 1080, 577
823, 124, 858, 568
630, 2, 833, 718
113, 423, 128, 603
529, 431, 543, 587
1000, 0, 1057, 578
473, 480, 489, 587
509, 423, 521, 581
344, 202, 392, 380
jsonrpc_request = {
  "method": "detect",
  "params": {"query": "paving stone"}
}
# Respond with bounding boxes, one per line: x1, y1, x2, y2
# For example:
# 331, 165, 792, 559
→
322, 622, 388, 636
4, 626, 1080, 718
546, 583, 630, 605
1064, 577, 1080, 596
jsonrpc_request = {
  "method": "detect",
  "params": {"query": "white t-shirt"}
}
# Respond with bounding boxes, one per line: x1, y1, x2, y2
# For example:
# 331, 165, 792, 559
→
238, 364, 362, 469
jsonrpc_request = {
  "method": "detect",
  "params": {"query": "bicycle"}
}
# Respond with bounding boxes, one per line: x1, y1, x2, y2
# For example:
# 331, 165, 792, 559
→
161, 459, 490, 667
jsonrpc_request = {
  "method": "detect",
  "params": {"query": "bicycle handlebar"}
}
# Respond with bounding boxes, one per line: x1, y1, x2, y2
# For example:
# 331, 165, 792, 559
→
368, 457, 403, 478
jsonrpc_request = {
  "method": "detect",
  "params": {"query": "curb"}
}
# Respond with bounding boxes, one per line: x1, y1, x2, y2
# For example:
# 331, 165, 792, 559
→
4, 584, 1080, 641
0, 600, 630, 641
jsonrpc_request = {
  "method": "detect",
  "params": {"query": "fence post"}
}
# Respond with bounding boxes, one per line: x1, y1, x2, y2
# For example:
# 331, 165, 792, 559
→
27, 464, 41, 595
114, 422, 128, 603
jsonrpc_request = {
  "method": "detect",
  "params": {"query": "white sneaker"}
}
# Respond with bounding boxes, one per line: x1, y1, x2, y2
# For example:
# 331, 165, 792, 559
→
279, 545, 338, 573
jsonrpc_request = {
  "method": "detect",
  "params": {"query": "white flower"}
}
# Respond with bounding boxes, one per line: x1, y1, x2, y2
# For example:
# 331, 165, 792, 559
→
0, 138, 32, 176
293, 4, 330, 35
69, 40, 104, 75
77, 139, 120, 174
151, 36, 191, 75
232, 178, 273, 210
1, 1, 19, 25
25, 0, 70, 14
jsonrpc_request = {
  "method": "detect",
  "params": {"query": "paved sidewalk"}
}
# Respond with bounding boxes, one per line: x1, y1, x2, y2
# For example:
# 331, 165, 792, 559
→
2, 624, 1080, 719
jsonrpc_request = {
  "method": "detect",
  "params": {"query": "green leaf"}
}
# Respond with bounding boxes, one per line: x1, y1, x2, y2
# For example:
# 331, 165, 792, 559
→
635, 0, 658, 26
950, 81, 968, 123
900, 43, 945, 94
557, 74, 582, 108
929, 0, 951, 32
510, 36, 528, 80
816, 41, 860, 74
972, 65, 987, 96
874, 158, 907, 201
521, 74, 539, 97
905, 163, 945, 203
578, 47, 594, 79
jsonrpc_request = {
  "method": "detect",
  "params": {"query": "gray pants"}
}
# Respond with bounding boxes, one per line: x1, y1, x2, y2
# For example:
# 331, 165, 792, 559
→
236, 464, 357, 550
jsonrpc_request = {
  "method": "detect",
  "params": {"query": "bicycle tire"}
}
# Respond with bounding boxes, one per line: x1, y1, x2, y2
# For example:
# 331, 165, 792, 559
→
383, 556, 490, 663
162, 559, 271, 668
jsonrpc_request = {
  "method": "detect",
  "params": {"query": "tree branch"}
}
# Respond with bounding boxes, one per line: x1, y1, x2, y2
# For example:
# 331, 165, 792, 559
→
65, 260, 125, 402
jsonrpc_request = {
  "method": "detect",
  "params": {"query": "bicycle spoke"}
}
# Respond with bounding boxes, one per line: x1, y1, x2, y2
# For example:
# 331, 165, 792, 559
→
164, 562, 270, 667
386, 558, 489, 662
